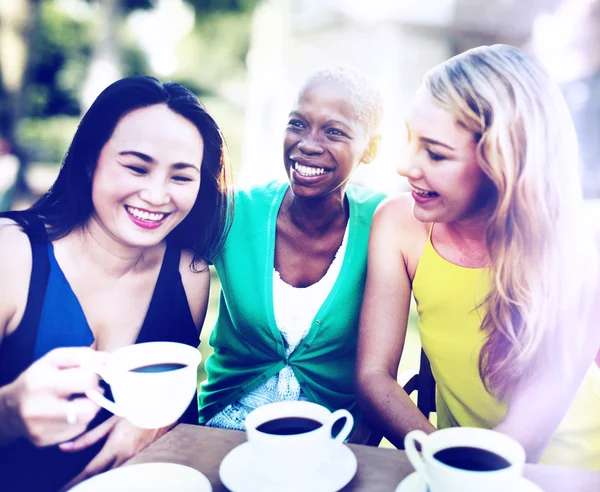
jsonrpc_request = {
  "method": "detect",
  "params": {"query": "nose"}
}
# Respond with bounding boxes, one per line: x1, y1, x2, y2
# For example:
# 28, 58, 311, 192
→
139, 177, 170, 206
396, 144, 424, 179
297, 132, 324, 155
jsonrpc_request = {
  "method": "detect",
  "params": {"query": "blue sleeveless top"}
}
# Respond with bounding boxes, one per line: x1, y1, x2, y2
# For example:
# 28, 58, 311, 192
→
0, 217, 199, 491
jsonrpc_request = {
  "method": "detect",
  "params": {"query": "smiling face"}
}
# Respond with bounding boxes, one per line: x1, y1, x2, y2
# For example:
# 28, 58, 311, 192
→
399, 86, 492, 225
90, 104, 203, 248
283, 79, 375, 200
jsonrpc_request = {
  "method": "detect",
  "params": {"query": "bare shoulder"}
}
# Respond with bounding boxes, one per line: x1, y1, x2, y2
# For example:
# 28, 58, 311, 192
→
0, 219, 32, 271
372, 193, 430, 249
178, 250, 210, 330
0, 220, 33, 340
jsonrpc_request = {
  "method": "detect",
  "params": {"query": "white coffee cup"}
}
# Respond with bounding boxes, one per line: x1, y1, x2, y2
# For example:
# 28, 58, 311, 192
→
245, 401, 354, 485
85, 342, 201, 429
404, 427, 526, 492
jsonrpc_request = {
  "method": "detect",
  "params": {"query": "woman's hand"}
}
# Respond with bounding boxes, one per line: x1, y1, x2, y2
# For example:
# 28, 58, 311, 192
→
0, 347, 106, 447
58, 416, 174, 490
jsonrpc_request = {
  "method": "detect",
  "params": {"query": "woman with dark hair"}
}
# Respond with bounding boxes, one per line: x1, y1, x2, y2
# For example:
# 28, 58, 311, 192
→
0, 75, 233, 490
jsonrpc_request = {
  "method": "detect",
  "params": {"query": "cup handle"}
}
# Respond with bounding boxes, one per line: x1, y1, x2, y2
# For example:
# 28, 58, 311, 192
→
327, 409, 354, 443
404, 430, 428, 475
82, 361, 124, 417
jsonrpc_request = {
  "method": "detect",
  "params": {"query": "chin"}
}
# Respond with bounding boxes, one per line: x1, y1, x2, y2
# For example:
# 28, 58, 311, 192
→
289, 183, 321, 198
120, 229, 169, 249
411, 203, 438, 224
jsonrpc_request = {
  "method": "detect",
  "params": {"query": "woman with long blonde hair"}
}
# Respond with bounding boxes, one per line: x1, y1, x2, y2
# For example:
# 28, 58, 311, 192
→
355, 44, 600, 468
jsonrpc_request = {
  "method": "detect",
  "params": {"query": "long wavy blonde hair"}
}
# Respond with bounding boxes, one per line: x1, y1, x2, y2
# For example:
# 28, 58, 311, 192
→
424, 44, 598, 398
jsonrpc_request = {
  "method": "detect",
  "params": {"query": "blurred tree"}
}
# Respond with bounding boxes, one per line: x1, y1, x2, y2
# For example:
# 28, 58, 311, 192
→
0, 0, 259, 210
0, 0, 41, 202
183, 0, 257, 13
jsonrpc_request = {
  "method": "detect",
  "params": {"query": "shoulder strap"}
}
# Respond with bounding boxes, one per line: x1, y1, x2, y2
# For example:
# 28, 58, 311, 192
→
0, 213, 50, 385
428, 222, 435, 240
0, 211, 49, 244
136, 241, 198, 347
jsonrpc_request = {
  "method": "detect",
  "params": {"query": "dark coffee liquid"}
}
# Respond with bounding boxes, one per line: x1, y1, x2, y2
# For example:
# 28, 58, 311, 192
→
433, 446, 511, 471
256, 417, 322, 435
130, 362, 187, 373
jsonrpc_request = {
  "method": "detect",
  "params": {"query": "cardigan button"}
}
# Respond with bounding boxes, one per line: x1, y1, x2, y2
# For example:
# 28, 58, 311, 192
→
315, 320, 321, 325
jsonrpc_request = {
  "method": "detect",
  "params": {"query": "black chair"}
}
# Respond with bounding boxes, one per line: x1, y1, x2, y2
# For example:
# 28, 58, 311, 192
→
402, 348, 436, 420
351, 348, 436, 447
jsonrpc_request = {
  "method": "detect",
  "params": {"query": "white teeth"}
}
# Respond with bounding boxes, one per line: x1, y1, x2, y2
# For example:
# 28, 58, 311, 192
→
414, 189, 436, 197
293, 161, 326, 177
126, 206, 165, 222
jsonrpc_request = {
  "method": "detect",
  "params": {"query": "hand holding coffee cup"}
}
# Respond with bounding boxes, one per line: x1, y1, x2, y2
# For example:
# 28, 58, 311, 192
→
245, 401, 354, 485
404, 427, 526, 492
84, 342, 201, 429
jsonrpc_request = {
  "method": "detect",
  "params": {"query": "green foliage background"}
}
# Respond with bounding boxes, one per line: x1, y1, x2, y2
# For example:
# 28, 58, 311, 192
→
12, 0, 258, 173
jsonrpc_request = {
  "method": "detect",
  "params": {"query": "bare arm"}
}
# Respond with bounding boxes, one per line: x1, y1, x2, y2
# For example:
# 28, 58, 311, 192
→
0, 222, 104, 447
355, 198, 435, 448
0, 220, 30, 346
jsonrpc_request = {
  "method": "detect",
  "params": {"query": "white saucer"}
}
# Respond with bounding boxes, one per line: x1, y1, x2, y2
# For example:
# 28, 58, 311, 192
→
395, 471, 543, 492
68, 462, 212, 492
219, 442, 357, 492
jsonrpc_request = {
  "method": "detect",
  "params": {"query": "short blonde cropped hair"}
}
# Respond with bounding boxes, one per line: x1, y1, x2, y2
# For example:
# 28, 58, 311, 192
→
302, 64, 384, 137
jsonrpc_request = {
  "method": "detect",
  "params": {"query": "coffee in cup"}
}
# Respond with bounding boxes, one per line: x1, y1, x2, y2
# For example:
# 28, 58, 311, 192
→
404, 427, 526, 492
85, 341, 201, 429
245, 401, 354, 485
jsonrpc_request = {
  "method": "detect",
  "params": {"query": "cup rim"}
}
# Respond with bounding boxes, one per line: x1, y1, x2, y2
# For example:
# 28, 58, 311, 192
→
245, 401, 333, 435
422, 428, 526, 472
109, 342, 202, 373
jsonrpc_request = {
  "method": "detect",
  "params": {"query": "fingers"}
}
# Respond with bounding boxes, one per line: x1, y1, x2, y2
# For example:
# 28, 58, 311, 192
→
5, 347, 112, 449
58, 420, 172, 491
59, 419, 137, 491
52, 367, 104, 398
59, 415, 119, 452
26, 348, 110, 398
59, 447, 117, 492
22, 396, 101, 447
66, 396, 102, 428
44, 347, 110, 370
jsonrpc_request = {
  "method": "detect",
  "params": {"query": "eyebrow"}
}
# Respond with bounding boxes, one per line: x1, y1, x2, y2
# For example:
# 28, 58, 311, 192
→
288, 112, 353, 132
419, 137, 456, 152
119, 151, 200, 172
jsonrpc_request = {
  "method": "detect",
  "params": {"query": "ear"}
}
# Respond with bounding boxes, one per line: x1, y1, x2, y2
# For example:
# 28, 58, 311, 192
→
360, 134, 381, 165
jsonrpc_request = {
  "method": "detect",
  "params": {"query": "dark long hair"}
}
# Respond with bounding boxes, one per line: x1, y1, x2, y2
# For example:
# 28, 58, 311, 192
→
3, 76, 233, 268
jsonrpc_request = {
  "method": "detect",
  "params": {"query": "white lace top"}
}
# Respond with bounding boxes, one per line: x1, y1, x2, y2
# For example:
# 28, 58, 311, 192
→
205, 225, 349, 431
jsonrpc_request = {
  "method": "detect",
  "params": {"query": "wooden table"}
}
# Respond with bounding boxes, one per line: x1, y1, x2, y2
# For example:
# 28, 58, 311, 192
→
126, 424, 600, 491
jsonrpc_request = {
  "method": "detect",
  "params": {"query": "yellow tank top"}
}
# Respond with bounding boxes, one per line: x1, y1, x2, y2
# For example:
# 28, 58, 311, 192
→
412, 225, 600, 470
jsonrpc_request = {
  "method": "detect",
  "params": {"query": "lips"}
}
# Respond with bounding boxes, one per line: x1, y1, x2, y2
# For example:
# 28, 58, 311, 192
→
125, 205, 170, 230
412, 188, 438, 198
290, 159, 331, 180
409, 184, 439, 205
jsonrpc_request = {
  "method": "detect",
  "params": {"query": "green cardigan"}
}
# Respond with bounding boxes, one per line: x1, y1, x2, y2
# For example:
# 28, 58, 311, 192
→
198, 181, 386, 423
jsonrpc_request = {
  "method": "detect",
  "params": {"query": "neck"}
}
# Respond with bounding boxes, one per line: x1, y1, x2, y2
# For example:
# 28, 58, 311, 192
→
65, 218, 159, 278
285, 188, 348, 236
446, 217, 486, 243
443, 213, 489, 266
